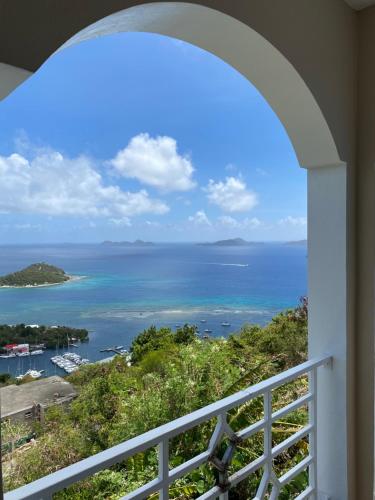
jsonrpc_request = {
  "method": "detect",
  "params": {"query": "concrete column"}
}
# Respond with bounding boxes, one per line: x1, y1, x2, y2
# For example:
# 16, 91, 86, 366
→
355, 9, 375, 500
307, 163, 349, 499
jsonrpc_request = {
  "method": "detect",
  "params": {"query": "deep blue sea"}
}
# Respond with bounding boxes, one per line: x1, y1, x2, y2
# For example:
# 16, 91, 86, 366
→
0, 243, 307, 377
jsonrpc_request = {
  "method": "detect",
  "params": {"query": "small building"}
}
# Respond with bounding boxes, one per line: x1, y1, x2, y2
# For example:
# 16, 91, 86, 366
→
3, 343, 29, 355
0, 376, 77, 424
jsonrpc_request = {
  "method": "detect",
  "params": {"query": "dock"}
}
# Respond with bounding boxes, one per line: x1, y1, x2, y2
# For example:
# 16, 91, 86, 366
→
100, 346, 128, 356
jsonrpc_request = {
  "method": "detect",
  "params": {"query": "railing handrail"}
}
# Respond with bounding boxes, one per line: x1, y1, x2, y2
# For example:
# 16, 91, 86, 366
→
4, 354, 332, 500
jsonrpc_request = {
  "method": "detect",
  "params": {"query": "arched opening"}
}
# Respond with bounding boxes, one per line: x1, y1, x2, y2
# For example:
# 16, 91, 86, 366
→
0, 3, 350, 499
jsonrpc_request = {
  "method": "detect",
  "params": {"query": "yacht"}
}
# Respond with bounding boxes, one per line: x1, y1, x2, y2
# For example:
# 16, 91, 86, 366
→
16, 369, 44, 381
30, 349, 44, 355
221, 322, 231, 327
204, 329, 213, 333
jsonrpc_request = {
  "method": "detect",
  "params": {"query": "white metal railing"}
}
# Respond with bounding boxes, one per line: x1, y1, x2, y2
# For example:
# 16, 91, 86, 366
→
4, 355, 332, 500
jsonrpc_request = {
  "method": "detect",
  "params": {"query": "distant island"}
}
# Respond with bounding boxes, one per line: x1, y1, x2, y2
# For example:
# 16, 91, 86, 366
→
198, 238, 264, 247
0, 263, 74, 288
0, 324, 89, 349
101, 240, 154, 247
284, 240, 307, 246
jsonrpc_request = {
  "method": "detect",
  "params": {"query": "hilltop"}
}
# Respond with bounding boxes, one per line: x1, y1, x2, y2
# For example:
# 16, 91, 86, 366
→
0, 263, 71, 287
198, 237, 263, 247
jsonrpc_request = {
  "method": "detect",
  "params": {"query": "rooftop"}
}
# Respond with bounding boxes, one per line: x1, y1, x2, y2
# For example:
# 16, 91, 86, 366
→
0, 376, 76, 418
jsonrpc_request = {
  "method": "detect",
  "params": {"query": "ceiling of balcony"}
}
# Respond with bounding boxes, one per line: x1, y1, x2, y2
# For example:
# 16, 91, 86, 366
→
345, 0, 375, 9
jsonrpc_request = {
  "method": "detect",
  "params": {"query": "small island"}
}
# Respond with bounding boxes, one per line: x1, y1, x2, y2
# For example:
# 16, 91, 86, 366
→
198, 238, 264, 247
0, 263, 73, 288
284, 240, 307, 246
101, 240, 154, 247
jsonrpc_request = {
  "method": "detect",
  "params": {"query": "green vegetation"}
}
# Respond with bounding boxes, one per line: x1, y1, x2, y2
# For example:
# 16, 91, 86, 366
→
0, 324, 89, 349
0, 373, 16, 387
0, 263, 70, 287
4, 300, 308, 499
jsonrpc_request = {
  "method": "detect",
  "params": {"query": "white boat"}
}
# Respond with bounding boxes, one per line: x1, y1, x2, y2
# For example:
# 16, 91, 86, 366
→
204, 329, 213, 333
16, 369, 44, 381
200, 319, 207, 323
17, 351, 30, 357
0, 353, 16, 358
30, 349, 44, 355
221, 322, 231, 327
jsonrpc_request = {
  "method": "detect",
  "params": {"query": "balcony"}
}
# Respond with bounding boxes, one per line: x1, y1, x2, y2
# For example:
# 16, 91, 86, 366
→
4, 355, 331, 500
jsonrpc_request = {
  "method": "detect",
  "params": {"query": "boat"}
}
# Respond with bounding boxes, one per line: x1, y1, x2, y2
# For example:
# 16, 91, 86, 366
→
0, 353, 16, 359
16, 369, 44, 381
200, 319, 207, 323
17, 351, 30, 357
202, 334, 210, 339
30, 349, 44, 355
221, 322, 231, 327
204, 329, 213, 333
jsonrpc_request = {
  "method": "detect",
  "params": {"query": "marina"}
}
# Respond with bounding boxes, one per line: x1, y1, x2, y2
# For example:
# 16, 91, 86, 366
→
51, 353, 90, 374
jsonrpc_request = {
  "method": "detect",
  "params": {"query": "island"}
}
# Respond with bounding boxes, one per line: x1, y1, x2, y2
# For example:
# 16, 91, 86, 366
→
0, 324, 89, 349
198, 238, 264, 247
101, 240, 154, 247
284, 239, 307, 246
0, 263, 72, 287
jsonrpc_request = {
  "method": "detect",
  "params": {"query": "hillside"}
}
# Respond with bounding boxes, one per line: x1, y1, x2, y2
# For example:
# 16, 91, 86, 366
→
4, 301, 309, 498
0, 263, 70, 287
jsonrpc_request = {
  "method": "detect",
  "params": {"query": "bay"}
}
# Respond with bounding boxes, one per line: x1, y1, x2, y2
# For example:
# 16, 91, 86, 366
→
0, 243, 307, 377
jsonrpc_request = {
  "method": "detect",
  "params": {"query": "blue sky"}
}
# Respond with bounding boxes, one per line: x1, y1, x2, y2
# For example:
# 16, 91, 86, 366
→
0, 33, 306, 243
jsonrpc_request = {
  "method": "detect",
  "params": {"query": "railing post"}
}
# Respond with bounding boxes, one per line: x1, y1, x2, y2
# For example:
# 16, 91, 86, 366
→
308, 367, 318, 500
158, 439, 169, 500
256, 391, 272, 497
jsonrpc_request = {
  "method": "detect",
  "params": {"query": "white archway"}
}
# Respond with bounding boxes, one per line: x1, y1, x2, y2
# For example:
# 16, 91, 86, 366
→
2, 2, 341, 169
0, 3, 350, 497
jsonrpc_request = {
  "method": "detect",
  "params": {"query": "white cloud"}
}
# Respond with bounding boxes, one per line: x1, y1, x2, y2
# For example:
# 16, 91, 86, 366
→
205, 177, 258, 213
188, 210, 211, 226
0, 151, 169, 219
278, 216, 307, 226
109, 217, 132, 227
243, 217, 262, 229
217, 215, 261, 229
109, 133, 196, 192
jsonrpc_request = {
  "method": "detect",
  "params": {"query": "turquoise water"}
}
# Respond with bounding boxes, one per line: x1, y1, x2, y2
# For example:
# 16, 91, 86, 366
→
0, 243, 307, 376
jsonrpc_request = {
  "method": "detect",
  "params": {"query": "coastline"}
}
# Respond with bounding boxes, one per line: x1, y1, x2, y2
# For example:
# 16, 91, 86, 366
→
0, 274, 86, 289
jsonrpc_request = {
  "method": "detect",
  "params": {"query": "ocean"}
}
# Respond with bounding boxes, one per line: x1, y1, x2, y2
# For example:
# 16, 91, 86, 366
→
0, 243, 307, 377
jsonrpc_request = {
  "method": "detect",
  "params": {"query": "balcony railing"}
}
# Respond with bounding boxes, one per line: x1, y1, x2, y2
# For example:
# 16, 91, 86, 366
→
4, 355, 331, 500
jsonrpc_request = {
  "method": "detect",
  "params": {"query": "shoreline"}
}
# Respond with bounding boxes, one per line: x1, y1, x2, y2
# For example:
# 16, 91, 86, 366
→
0, 275, 86, 289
